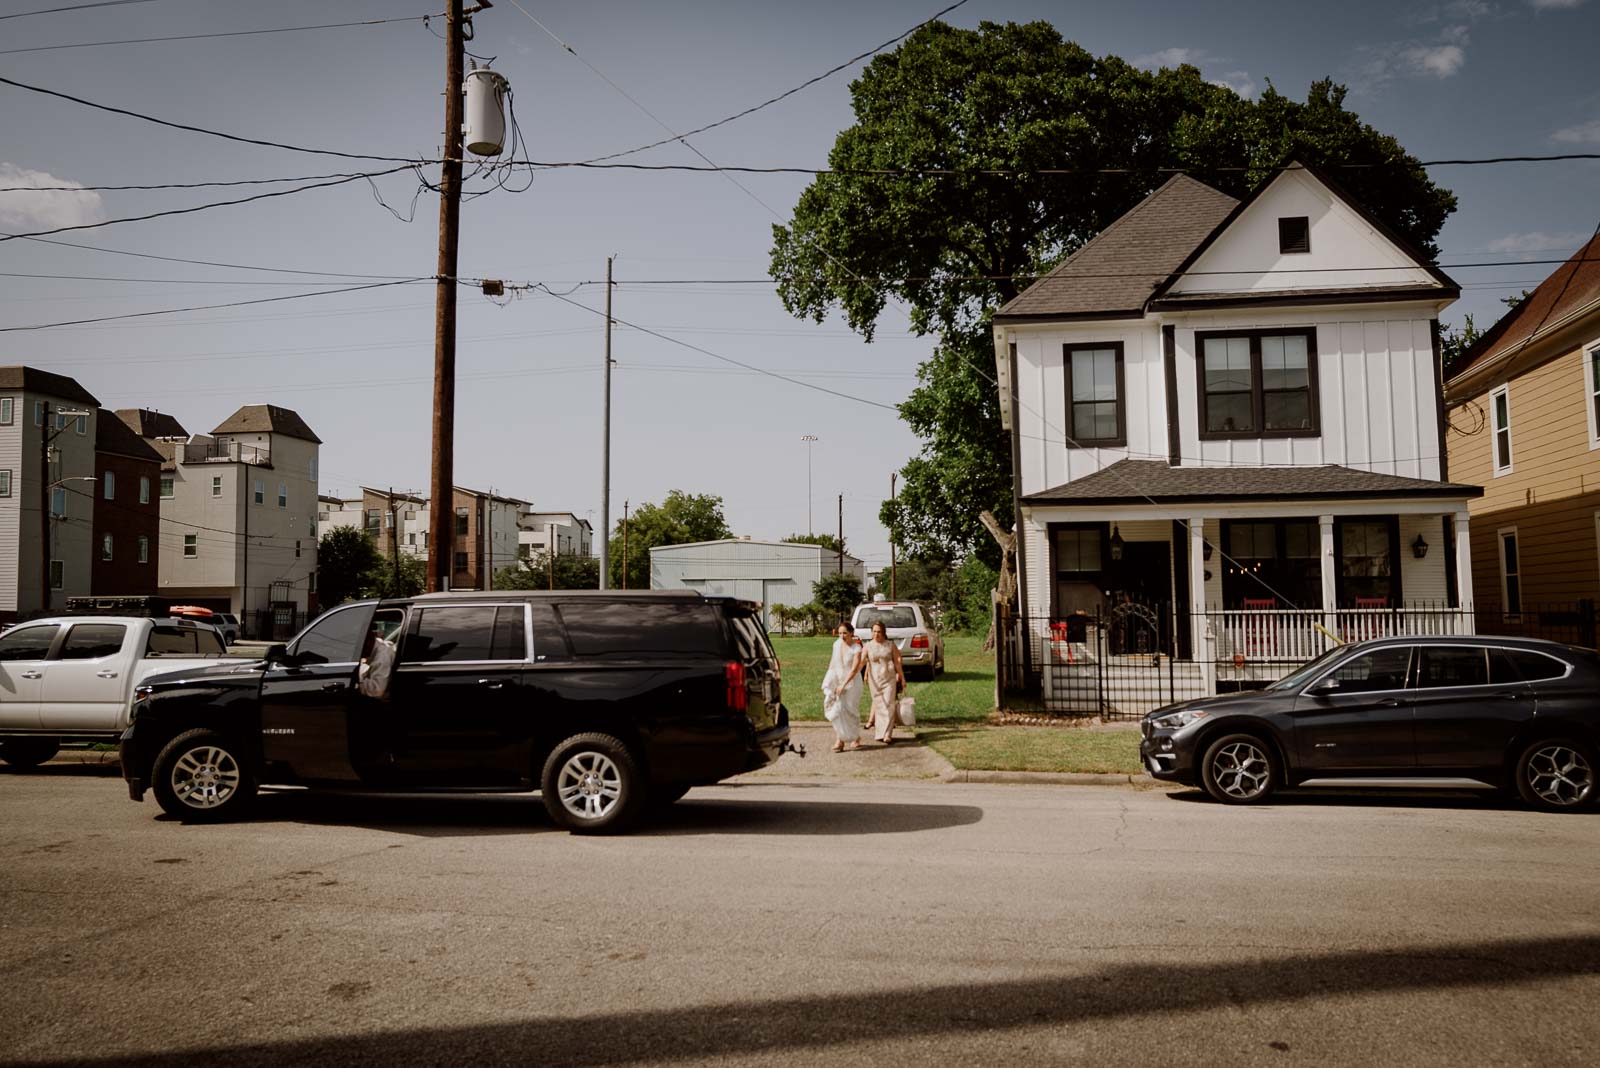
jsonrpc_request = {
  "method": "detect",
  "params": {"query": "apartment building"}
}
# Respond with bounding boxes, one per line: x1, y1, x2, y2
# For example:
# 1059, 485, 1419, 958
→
91, 408, 163, 598
318, 488, 424, 562
517, 510, 594, 561
398, 487, 523, 589
122, 404, 321, 637
0, 367, 100, 620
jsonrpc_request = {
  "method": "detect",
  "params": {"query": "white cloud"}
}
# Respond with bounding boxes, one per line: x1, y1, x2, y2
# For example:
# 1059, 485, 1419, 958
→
0, 163, 103, 232
1551, 118, 1600, 143
1483, 230, 1591, 253
1131, 47, 1215, 70
1402, 42, 1467, 76
1528, 0, 1584, 9
1211, 71, 1258, 98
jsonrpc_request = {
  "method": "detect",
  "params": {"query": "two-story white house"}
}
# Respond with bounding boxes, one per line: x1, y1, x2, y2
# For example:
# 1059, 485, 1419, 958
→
993, 162, 1481, 711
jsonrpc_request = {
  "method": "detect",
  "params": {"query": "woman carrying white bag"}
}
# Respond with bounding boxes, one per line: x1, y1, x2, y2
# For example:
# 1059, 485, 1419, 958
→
821, 623, 866, 752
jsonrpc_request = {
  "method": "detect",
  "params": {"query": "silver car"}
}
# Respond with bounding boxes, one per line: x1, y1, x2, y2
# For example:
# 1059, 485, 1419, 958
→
851, 599, 945, 680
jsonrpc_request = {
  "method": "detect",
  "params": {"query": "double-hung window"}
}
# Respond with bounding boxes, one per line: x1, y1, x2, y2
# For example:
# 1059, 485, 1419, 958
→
1490, 384, 1512, 474
1498, 527, 1522, 615
1197, 329, 1318, 439
1586, 343, 1600, 451
1062, 342, 1125, 447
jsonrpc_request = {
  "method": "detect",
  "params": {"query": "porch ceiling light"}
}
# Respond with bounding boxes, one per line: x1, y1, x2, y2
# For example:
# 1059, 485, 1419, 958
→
1412, 534, 1429, 559
1109, 525, 1124, 561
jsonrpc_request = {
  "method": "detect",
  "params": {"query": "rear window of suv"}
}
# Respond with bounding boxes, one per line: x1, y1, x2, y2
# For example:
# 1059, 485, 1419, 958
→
855, 606, 917, 630
557, 602, 724, 659
727, 610, 774, 661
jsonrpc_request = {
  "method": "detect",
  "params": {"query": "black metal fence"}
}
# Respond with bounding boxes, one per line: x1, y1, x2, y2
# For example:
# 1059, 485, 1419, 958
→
1475, 601, 1598, 649
252, 605, 302, 642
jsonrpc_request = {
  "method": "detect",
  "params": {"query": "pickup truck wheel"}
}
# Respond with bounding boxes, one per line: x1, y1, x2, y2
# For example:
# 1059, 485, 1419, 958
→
151, 729, 257, 822
540, 733, 643, 835
0, 738, 59, 769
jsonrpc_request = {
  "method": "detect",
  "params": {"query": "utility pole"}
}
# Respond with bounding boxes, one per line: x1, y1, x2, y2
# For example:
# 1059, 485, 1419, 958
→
389, 487, 401, 586
622, 499, 629, 591
801, 435, 818, 534
426, 0, 468, 593
837, 493, 844, 575
484, 488, 493, 592
38, 402, 52, 615
548, 538, 555, 591
890, 472, 898, 599
599, 255, 613, 590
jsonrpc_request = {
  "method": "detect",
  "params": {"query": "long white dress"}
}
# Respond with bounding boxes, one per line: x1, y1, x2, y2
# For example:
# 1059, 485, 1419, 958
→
821, 638, 864, 745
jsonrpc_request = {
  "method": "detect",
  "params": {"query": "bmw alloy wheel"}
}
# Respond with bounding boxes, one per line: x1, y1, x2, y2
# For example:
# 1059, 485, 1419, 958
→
1524, 743, 1594, 809
1209, 740, 1272, 801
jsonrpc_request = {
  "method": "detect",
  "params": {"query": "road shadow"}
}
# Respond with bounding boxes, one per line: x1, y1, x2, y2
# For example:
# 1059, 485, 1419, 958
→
1, 762, 121, 778
1164, 786, 1520, 812
23, 934, 1600, 1067
643, 796, 983, 836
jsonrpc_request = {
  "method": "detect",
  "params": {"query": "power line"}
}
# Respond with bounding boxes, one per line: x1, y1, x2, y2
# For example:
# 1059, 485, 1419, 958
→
0, 73, 435, 164
0, 270, 405, 287
0, 166, 418, 243
576, 0, 973, 165
0, 278, 430, 333
15, 233, 419, 280
0, 0, 162, 20
0, 14, 430, 55
0, 168, 417, 193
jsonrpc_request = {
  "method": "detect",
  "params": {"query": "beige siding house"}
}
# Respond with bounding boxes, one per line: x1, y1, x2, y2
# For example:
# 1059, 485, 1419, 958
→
1445, 232, 1600, 638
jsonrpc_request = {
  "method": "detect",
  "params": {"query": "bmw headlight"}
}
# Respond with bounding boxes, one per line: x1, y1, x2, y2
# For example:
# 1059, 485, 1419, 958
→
1147, 708, 1210, 733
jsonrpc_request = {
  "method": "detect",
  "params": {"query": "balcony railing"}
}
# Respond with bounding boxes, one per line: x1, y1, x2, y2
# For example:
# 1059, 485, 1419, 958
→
178, 441, 271, 466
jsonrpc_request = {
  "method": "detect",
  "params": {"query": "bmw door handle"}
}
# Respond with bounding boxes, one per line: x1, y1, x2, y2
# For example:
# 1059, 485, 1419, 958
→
20, 670, 41, 679
96, 670, 119, 679
1493, 691, 1520, 700
477, 678, 505, 690
321, 682, 344, 692
1376, 698, 1402, 708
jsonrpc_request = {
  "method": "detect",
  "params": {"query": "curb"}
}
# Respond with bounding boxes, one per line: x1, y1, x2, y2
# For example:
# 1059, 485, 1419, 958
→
46, 750, 121, 767
942, 769, 1156, 787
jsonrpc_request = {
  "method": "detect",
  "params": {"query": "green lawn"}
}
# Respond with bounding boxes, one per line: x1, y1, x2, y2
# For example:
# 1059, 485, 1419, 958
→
770, 633, 995, 725
920, 725, 1144, 775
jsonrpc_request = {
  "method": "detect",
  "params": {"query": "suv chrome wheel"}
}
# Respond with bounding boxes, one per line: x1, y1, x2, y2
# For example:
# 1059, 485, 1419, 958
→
1517, 739, 1596, 812
557, 751, 622, 821
1201, 733, 1278, 805
170, 745, 242, 809
151, 728, 258, 822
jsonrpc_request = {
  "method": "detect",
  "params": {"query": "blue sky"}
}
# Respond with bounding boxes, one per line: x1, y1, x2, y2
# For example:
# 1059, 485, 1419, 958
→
2, 0, 1596, 574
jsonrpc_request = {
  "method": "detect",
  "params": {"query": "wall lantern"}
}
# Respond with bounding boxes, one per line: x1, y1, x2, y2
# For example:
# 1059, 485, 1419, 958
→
1412, 534, 1429, 559
1109, 525, 1125, 561
1202, 541, 1213, 562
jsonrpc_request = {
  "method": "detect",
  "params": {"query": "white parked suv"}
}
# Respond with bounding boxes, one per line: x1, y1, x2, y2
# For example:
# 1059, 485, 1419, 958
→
0, 616, 231, 768
851, 597, 945, 680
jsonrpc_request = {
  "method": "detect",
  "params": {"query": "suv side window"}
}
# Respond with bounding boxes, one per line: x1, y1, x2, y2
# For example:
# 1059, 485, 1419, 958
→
59, 624, 127, 660
528, 603, 571, 662
727, 610, 774, 660
1416, 647, 1489, 688
402, 606, 524, 663
1328, 647, 1412, 693
289, 604, 374, 665
0, 625, 58, 661
557, 602, 723, 659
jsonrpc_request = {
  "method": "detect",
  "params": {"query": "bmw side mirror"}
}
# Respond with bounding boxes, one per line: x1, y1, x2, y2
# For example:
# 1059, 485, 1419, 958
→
1309, 676, 1340, 695
264, 643, 289, 665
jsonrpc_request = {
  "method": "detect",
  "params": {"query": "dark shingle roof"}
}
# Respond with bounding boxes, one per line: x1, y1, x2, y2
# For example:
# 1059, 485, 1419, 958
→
212, 404, 321, 444
93, 408, 164, 463
1449, 229, 1600, 383
0, 366, 98, 408
115, 408, 188, 440
995, 176, 1239, 320
1024, 459, 1482, 505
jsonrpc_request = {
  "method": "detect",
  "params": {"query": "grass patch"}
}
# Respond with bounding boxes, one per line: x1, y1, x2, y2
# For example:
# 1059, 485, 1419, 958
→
769, 633, 994, 725
921, 725, 1143, 775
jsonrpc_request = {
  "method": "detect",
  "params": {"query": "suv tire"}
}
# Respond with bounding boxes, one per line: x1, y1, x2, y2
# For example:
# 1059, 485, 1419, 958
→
151, 728, 258, 822
1200, 732, 1279, 805
1513, 737, 1596, 813
541, 733, 644, 835
0, 738, 60, 769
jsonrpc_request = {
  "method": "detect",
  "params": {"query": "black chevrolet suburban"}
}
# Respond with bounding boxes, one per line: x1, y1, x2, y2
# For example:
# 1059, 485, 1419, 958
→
119, 590, 792, 834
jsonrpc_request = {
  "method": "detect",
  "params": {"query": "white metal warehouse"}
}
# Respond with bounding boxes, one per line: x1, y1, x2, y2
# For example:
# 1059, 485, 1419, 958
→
649, 538, 865, 628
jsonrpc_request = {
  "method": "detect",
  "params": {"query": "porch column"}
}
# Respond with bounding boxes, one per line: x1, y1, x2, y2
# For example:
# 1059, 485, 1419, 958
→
1188, 515, 1214, 693
1319, 514, 1338, 647
1454, 509, 1475, 635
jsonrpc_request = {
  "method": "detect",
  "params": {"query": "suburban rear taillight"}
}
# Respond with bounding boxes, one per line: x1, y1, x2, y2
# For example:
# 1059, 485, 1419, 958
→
910, 635, 929, 649
725, 661, 748, 713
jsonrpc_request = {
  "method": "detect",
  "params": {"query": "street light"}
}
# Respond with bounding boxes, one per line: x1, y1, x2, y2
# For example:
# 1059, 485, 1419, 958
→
801, 434, 818, 534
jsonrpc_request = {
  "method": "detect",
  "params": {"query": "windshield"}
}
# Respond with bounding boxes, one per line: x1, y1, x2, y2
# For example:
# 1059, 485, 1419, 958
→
1264, 645, 1350, 691
855, 606, 917, 630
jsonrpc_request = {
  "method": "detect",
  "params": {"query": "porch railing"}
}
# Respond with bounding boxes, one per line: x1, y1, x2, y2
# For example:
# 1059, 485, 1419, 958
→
1207, 605, 1474, 663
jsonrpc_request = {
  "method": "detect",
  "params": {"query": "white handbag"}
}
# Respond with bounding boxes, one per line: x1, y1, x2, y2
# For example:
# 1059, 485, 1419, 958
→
896, 696, 917, 727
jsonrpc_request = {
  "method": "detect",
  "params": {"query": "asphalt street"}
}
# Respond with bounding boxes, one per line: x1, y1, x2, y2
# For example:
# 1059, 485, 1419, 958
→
2, 762, 1598, 1067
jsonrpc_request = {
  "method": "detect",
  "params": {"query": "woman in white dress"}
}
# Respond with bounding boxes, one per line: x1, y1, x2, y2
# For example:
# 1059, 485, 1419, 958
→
863, 620, 906, 744
821, 623, 866, 752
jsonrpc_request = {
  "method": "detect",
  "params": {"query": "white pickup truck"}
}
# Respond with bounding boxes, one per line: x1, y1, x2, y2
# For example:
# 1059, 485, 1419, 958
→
0, 616, 233, 768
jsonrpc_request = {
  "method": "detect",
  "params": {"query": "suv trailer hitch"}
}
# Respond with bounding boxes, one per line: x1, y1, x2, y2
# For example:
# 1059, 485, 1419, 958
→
779, 739, 806, 759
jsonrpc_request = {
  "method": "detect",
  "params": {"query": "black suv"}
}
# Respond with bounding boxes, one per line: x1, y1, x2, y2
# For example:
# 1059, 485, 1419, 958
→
1140, 635, 1599, 812
119, 591, 791, 834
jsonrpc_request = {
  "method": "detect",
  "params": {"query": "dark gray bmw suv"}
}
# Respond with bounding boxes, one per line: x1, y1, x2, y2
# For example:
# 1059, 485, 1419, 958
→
1140, 635, 1599, 812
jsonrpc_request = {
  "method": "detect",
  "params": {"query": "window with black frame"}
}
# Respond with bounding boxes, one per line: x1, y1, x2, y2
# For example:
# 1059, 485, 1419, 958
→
1340, 520, 1394, 606
1198, 330, 1317, 438
1221, 519, 1320, 609
1052, 526, 1105, 634
1064, 343, 1125, 446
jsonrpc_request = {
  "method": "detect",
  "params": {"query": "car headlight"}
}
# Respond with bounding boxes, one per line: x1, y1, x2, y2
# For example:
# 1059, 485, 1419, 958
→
1147, 708, 1210, 732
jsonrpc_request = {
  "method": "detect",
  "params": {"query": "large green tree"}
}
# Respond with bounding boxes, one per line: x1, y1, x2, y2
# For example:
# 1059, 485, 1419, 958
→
783, 532, 845, 554
495, 552, 601, 591
771, 20, 1457, 564
608, 491, 733, 590
317, 526, 382, 608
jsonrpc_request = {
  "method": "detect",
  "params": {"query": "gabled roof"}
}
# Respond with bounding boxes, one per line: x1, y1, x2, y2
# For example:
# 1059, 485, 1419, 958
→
0, 366, 98, 408
212, 404, 321, 444
93, 408, 164, 463
1448, 229, 1600, 385
994, 175, 1239, 320
1023, 459, 1481, 505
115, 408, 188, 440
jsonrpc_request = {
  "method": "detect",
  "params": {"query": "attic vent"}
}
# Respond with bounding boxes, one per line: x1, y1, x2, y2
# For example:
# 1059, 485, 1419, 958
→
1278, 216, 1310, 254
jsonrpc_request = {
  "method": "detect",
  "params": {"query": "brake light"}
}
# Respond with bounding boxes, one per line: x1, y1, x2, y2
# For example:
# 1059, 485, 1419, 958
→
725, 661, 748, 713
910, 635, 929, 649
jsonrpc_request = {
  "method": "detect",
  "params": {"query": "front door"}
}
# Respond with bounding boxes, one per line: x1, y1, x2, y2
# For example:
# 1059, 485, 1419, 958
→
1292, 645, 1416, 770
259, 601, 377, 782
38, 622, 135, 731
1106, 541, 1172, 654
0, 624, 60, 729
1410, 645, 1533, 772
382, 603, 528, 785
